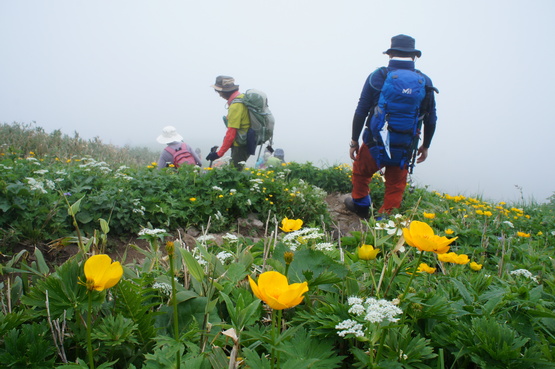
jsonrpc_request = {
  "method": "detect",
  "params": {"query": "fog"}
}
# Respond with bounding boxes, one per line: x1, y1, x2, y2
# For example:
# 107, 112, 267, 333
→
1, 0, 554, 203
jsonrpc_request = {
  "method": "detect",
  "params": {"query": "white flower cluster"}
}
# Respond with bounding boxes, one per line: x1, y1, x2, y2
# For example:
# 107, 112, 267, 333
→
335, 319, 365, 338
197, 234, 216, 243
192, 248, 208, 266
374, 215, 408, 236
311, 185, 327, 199
510, 269, 539, 283
216, 251, 233, 263
26, 177, 55, 193
212, 186, 223, 191
314, 242, 335, 252
222, 233, 238, 242
250, 179, 264, 192
152, 282, 172, 296
282, 227, 325, 251
348, 296, 403, 324
78, 158, 112, 173
114, 172, 134, 181
0, 164, 13, 170
275, 171, 288, 180
138, 228, 167, 236
209, 210, 224, 222
131, 199, 145, 215
289, 185, 305, 202
33, 169, 49, 175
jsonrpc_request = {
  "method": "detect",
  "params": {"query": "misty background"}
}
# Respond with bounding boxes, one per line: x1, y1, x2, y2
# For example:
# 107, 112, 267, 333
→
1, 0, 554, 204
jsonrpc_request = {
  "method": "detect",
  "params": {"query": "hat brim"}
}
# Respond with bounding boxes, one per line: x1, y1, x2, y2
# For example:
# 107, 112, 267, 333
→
211, 84, 239, 92
157, 133, 183, 144
383, 48, 422, 57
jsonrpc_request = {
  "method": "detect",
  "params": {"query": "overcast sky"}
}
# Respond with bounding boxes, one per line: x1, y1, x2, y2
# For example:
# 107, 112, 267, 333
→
1, 0, 554, 204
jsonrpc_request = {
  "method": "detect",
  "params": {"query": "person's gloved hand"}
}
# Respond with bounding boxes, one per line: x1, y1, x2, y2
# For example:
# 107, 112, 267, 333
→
206, 152, 220, 162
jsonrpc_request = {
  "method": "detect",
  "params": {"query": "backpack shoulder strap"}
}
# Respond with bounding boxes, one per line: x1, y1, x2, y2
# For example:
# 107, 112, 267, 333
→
369, 66, 389, 91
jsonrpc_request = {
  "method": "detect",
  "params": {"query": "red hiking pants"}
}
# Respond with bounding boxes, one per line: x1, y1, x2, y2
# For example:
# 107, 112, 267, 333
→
351, 143, 408, 214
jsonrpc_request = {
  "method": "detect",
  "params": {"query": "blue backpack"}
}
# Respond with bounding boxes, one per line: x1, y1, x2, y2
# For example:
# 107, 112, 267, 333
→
364, 68, 426, 169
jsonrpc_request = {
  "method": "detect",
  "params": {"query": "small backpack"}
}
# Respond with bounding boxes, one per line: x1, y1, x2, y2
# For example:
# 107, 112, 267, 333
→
233, 89, 275, 146
364, 67, 426, 169
164, 143, 196, 168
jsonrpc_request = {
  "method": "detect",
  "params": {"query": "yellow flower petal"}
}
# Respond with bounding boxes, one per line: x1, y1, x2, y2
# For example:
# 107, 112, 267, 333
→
404, 221, 457, 254
84, 254, 123, 291
280, 217, 303, 232
358, 244, 380, 260
248, 271, 308, 310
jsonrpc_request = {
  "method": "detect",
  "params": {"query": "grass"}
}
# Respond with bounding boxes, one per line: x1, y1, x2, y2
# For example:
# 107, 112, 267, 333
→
1, 122, 156, 168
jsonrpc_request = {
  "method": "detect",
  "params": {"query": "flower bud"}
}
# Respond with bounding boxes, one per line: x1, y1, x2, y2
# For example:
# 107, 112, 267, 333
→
284, 251, 294, 265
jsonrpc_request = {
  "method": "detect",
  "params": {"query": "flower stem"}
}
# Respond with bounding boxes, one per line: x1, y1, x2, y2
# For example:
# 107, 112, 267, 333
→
270, 310, 276, 369
276, 309, 282, 365
87, 292, 95, 369
169, 253, 180, 369
366, 260, 378, 298
401, 251, 424, 300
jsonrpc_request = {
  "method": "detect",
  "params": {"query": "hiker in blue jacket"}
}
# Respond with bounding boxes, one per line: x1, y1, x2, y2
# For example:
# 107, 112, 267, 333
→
345, 34, 438, 218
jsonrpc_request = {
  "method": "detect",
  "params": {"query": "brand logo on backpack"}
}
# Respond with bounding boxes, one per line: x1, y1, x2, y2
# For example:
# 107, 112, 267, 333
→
364, 68, 426, 169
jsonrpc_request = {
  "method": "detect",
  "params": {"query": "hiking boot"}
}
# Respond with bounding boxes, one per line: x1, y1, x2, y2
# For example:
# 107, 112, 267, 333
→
344, 197, 369, 219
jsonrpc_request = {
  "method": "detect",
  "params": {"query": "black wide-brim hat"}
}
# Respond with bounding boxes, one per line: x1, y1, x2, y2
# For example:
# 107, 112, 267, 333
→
383, 34, 422, 57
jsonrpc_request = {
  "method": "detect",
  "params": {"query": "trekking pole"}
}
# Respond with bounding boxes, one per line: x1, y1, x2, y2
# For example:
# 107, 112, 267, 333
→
409, 119, 424, 175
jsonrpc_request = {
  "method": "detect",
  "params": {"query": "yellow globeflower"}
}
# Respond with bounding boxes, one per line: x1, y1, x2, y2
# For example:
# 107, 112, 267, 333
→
84, 254, 123, 291
438, 252, 470, 265
470, 262, 483, 271
445, 228, 455, 235
280, 217, 303, 232
248, 271, 308, 310
417, 263, 436, 274
402, 221, 457, 254
358, 244, 380, 260
517, 231, 531, 238
423, 212, 436, 219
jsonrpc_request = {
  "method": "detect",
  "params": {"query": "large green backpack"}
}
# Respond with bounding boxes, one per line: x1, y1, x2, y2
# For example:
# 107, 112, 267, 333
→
233, 89, 275, 146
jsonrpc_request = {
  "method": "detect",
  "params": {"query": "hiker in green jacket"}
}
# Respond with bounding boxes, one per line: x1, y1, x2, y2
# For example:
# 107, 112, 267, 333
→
206, 75, 251, 170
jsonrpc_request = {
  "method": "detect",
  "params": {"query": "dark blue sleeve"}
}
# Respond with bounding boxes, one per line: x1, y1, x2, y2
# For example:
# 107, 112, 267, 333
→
351, 69, 384, 141
421, 74, 438, 148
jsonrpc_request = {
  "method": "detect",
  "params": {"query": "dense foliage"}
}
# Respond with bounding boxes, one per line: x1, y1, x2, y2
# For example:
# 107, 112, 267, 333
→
1, 124, 555, 368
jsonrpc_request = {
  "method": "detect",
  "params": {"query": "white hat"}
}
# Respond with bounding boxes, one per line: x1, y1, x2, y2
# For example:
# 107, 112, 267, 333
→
157, 126, 183, 144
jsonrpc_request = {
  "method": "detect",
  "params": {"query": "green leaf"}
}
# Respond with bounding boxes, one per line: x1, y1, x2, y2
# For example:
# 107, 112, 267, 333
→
175, 290, 199, 304
451, 278, 473, 304
179, 248, 205, 283
99, 218, 110, 234
33, 246, 50, 276
68, 196, 84, 216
